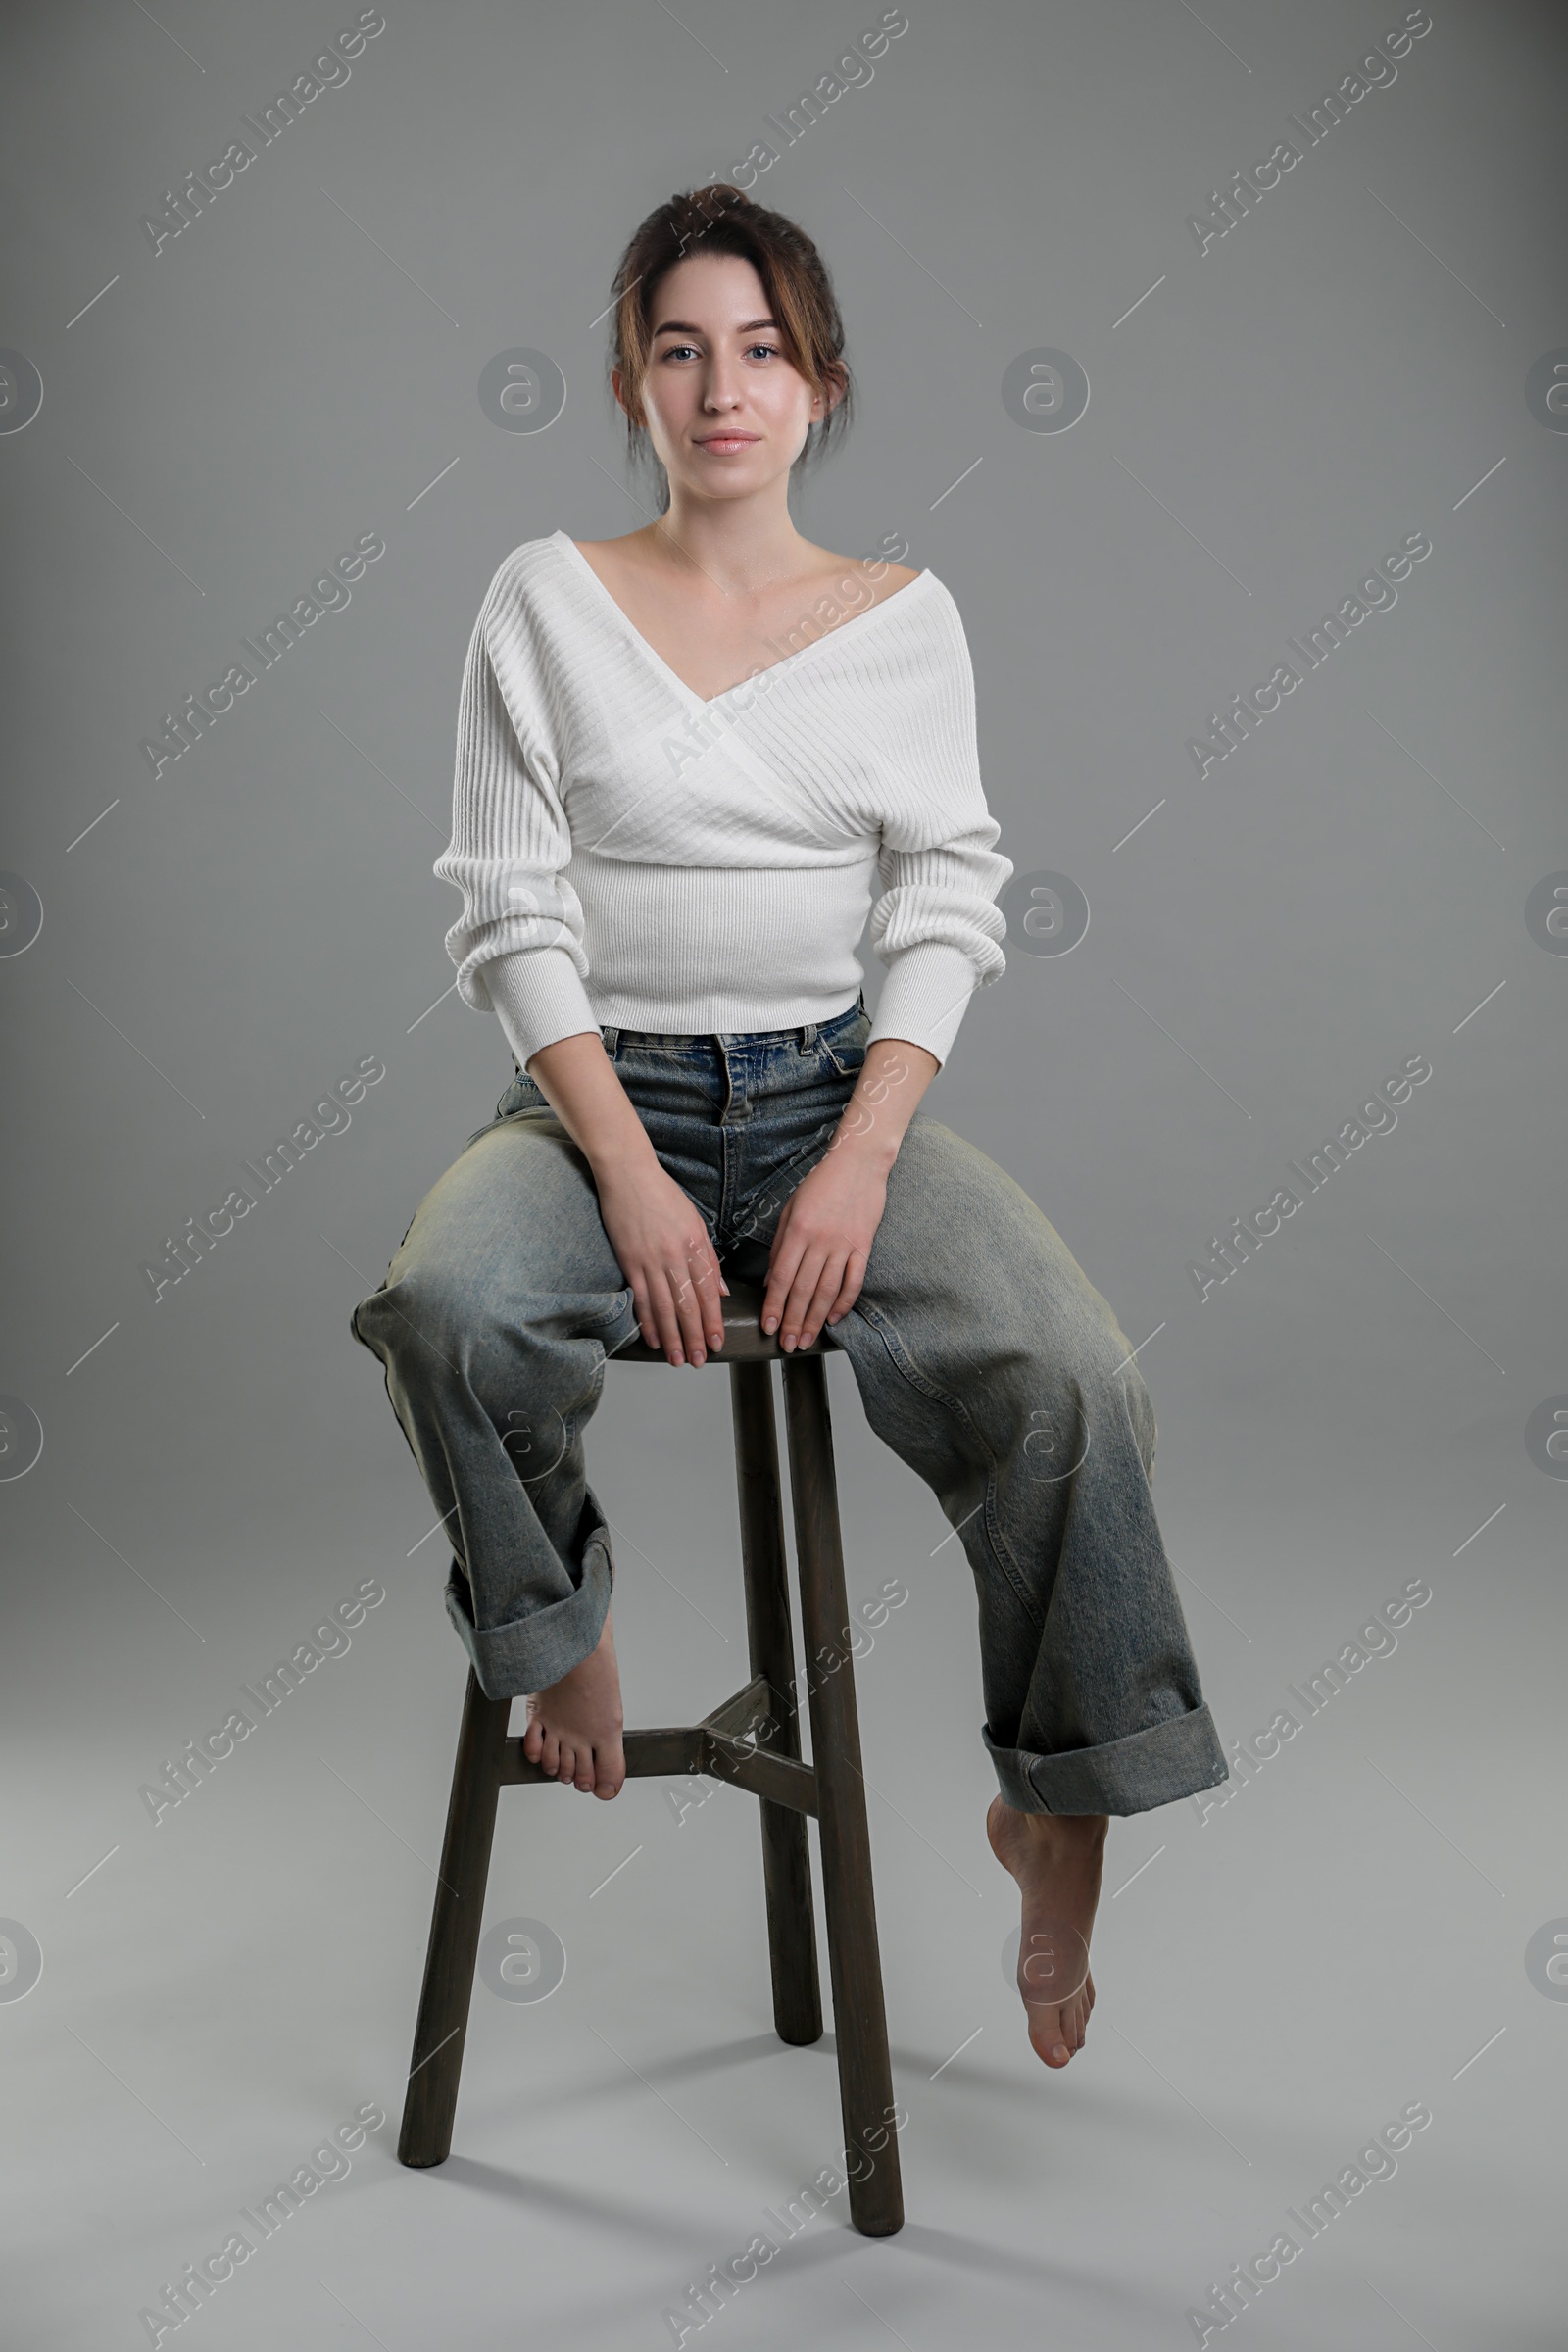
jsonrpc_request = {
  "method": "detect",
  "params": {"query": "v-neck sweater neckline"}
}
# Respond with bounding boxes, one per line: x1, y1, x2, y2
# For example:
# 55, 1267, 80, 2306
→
549, 527, 937, 715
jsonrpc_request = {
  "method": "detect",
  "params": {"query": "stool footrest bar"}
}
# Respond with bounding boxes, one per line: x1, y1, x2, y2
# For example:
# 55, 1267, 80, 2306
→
500, 1727, 700, 1783
699, 1672, 776, 1742
497, 1718, 818, 1815
702, 1738, 818, 1817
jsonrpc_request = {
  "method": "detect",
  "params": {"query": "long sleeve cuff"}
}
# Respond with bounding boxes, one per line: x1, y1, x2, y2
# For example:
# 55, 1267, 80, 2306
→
866, 940, 987, 1069
482, 947, 601, 1071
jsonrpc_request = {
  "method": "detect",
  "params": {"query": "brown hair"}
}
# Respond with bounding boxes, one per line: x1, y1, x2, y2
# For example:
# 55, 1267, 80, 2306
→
606, 182, 855, 504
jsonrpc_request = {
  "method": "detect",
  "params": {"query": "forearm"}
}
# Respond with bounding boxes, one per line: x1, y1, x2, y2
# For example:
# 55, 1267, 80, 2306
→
831, 1037, 939, 1173
525, 1030, 660, 1183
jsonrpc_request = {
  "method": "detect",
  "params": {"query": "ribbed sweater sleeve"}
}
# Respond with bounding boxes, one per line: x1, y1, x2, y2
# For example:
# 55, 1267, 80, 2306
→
432, 579, 600, 1068
862, 594, 1009, 1067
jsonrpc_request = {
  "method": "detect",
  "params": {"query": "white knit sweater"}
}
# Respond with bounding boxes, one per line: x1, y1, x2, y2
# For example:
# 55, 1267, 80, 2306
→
434, 530, 1013, 1071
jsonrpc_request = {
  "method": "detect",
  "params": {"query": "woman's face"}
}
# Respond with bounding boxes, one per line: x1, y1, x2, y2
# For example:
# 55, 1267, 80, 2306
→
617, 250, 825, 507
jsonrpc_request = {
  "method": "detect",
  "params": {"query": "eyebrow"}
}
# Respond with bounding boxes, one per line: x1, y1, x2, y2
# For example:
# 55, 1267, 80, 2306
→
651, 317, 779, 338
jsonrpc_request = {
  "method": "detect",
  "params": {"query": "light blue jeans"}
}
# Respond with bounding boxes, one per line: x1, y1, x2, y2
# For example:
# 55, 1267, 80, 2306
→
350, 994, 1228, 1817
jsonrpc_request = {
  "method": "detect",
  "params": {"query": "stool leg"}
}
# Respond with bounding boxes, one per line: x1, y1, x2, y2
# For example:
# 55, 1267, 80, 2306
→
398, 1665, 511, 2167
730, 1361, 823, 2047
782, 1353, 905, 2237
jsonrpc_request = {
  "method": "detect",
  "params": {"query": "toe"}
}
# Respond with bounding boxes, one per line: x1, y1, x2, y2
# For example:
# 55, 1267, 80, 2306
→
1026, 2005, 1073, 2066
555, 1740, 576, 1785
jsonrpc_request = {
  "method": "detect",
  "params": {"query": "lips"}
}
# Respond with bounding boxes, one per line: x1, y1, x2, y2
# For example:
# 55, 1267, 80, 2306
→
697, 433, 759, 449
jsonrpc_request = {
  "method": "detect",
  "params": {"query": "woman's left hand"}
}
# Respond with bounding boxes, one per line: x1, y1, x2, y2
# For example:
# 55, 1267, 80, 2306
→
761, 1036, 940, 1349
761, 1127, 889, 1349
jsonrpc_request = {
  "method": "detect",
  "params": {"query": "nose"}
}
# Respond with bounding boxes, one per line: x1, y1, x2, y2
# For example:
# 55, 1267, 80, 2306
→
699, 355, 745, 410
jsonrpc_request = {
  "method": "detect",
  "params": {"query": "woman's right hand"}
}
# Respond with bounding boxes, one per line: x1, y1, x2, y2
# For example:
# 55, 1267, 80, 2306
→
595, 1160, 729, 1367
519, 1030, 729, 1367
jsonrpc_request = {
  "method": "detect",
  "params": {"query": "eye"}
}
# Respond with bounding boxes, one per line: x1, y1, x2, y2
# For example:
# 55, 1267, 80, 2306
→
660, 342, 700, 363
746, 341, 780, 361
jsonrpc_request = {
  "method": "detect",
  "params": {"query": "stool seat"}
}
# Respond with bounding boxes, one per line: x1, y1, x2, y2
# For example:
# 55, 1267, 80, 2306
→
610, 1277, 825, 1365
394, 1275, 904, 2235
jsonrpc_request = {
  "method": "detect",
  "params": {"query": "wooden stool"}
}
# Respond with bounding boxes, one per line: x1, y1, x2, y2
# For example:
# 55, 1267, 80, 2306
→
395, 1279, 905, 2236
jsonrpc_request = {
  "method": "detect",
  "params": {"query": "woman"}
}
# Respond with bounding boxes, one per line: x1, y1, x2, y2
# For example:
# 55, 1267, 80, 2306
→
352, 183, 1228, 2074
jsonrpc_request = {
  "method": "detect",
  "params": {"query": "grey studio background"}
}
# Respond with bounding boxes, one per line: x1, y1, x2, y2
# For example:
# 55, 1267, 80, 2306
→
1, 0, 1564, 2344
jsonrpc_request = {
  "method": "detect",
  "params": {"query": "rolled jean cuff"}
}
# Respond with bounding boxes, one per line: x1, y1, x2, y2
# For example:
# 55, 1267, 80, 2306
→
983, 1700, 1229, 1817
443, 1515, 614, 1702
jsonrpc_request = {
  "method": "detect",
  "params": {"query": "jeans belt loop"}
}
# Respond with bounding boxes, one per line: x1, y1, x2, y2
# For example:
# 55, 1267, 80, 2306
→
801, 1020, 817, 1050
600, 1023, 619, 1060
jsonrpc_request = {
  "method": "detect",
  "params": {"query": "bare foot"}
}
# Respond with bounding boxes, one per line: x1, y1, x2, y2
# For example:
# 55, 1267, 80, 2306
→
521, 1611, 625, 1798
986, 1794, 1107, 2068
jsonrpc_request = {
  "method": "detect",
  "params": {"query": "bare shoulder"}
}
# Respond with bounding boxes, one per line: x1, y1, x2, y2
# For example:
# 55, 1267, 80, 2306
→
801, 558, 922, 634
569, 527, 684, 581
813, 548, 921, 603
567, 533, 638, 586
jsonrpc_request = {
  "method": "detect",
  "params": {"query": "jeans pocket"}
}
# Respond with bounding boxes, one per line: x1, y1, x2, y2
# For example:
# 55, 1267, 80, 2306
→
820, 1008, 871, 1079
496, 1069, 548, 1117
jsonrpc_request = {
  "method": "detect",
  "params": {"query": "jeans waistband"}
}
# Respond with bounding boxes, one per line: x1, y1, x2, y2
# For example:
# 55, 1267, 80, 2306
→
598, 990, 864, 1059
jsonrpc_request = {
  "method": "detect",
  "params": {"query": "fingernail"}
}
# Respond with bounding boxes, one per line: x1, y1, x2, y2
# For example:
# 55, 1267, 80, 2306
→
762, 1315, 777, 1333
670, 1352, 684, 1365
692, 1351, 705, 1366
